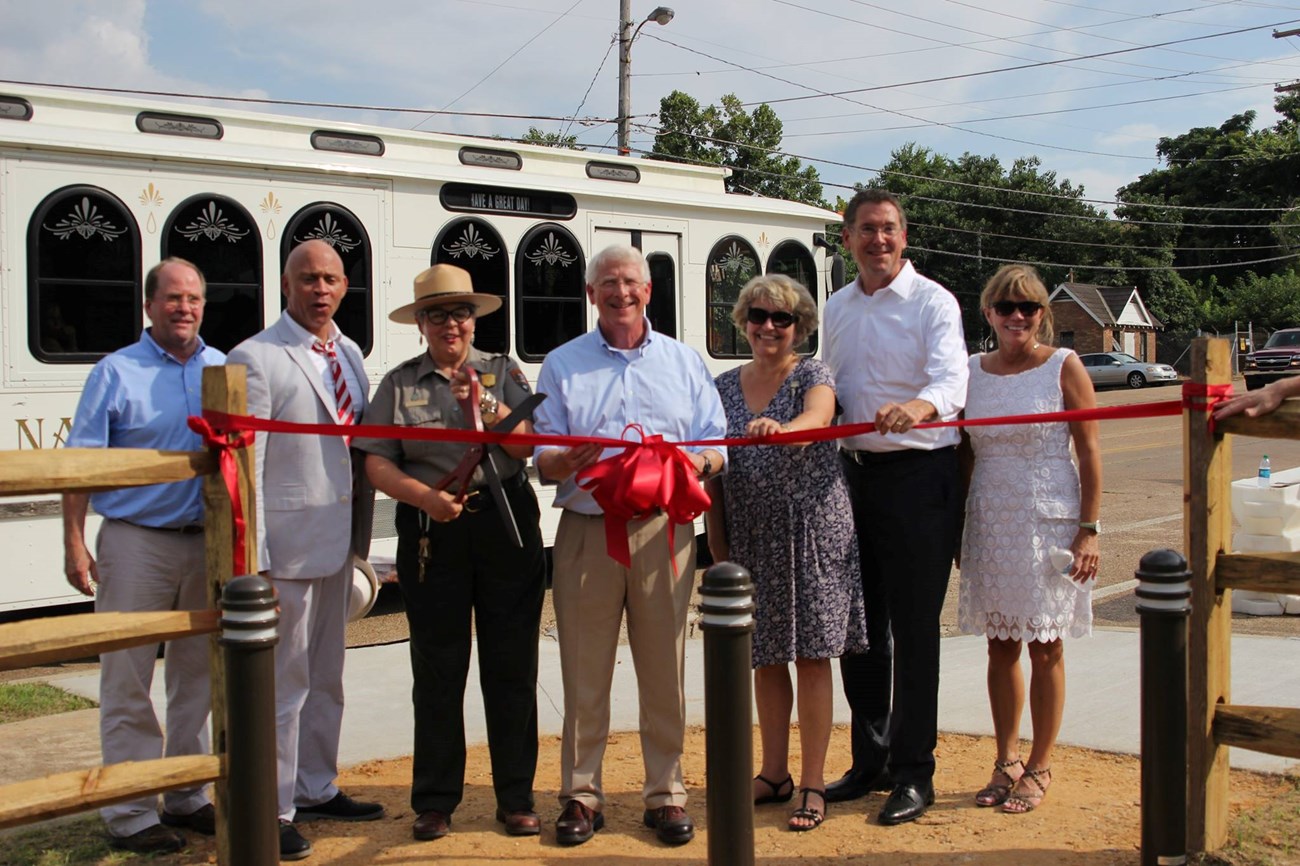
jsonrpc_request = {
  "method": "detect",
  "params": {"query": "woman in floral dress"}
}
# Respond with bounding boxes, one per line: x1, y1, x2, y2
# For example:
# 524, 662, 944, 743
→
705, 274, 867, 832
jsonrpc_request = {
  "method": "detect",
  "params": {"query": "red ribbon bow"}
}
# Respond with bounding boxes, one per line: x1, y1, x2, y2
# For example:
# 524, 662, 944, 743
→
187, 416, 255, 575
576, 425, 712, 575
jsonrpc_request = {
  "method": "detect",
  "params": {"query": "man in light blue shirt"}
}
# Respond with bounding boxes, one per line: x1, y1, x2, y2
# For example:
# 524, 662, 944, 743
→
63, 258, 226, 855
533, 244, 726, 847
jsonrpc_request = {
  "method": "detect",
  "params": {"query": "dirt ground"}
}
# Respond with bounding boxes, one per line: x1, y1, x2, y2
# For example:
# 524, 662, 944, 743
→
113, 724, 1290, 866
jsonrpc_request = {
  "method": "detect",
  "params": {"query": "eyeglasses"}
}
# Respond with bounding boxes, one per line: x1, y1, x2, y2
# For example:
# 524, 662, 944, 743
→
418, 304, 475, 326
747, 307, 796, 328
991, 300, 1043, 317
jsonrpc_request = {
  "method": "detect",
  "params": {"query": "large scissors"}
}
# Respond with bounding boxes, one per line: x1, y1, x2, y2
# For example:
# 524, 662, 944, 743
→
434, 367, 545, 548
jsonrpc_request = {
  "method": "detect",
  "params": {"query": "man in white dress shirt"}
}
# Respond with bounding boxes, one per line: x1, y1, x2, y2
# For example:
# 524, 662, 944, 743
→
821, 189, 969, 825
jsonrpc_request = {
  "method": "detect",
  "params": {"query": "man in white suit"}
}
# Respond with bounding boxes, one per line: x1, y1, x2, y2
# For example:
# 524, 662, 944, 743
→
227, 239, 382, 861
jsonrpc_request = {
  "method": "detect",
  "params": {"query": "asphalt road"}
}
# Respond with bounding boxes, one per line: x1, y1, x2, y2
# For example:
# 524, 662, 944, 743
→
344, 377, 1300, 649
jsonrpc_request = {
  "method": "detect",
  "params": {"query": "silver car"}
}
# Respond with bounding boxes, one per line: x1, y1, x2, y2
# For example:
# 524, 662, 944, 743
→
1079, 352, 1180, 389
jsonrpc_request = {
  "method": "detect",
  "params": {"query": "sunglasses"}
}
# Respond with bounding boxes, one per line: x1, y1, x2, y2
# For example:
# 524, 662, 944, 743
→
418, 304, 475, 326
747, 307, 796, 328
991, 300, 1043, 317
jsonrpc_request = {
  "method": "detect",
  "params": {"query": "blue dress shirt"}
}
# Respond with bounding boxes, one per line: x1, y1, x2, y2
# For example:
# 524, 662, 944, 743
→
533, 321, 727, 515
68, 329, 227, 528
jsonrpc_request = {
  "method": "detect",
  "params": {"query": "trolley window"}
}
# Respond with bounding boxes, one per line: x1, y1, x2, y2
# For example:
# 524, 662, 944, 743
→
705, 236, 760, 358
282, 204, 374, 355
766, 240, 818, 355
29, 185, 142, 363
646, 252, 677, 340
433, 218, 509, 355
163, 195, 262, 354
516, 224, 586, 362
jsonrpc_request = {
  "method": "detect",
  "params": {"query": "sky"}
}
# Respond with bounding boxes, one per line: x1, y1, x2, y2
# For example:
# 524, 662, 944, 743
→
3, 0, 1300, 214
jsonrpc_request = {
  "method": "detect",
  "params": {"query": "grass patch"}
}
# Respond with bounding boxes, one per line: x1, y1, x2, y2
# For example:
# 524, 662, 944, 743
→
1215, 774, 1300, 866
0, 815, 129, 866
0, 683, 95, 724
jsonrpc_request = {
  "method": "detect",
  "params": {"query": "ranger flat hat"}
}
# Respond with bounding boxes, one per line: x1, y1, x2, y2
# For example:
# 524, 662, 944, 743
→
389, 264, 503, 324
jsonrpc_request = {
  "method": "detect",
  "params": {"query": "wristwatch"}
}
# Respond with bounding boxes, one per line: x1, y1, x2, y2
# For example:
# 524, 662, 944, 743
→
1078, 520, 1100, 535
479, 390, 499, 424
698, 454, 713, 479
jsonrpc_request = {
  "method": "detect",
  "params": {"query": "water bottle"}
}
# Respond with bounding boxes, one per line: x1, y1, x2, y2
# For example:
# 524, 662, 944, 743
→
1258, 454, 1272, 489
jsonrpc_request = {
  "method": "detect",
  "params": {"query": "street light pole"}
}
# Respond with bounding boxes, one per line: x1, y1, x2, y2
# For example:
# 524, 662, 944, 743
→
616, 2, 674, 156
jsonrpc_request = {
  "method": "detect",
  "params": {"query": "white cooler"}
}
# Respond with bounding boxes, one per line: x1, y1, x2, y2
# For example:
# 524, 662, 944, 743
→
1230, 468, 1300, 615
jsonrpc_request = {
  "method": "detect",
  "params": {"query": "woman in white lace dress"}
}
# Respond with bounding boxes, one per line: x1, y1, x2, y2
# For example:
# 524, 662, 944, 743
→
958, 264, 1101, 814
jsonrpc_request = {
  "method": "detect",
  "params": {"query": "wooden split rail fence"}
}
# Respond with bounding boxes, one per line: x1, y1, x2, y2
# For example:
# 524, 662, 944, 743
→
0, 367, 259, 864
1185, 337, 1300, 852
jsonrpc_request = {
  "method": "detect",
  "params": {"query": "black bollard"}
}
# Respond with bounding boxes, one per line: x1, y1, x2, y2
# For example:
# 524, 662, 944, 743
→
220, 575, 280, 866
699, 562, 755, 866
1136, 549, 1192, 866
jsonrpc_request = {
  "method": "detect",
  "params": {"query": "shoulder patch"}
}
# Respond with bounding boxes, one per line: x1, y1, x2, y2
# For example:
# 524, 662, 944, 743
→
510, 367, 532, 392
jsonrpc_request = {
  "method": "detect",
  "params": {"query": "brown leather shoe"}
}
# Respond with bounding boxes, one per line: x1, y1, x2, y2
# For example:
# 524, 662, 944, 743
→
555, 799, 604, 845
412, 810, 451, 841
495, 807, 541, 836
643, 804, 695, 845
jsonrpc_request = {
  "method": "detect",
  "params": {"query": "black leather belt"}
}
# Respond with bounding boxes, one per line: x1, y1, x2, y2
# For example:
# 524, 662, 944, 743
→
841, 444, 955, 465
116, 518, 204, 535
461, 472, 528, 513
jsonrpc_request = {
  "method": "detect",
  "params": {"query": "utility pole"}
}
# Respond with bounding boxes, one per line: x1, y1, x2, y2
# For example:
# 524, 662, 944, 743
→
616, 3, 674, 156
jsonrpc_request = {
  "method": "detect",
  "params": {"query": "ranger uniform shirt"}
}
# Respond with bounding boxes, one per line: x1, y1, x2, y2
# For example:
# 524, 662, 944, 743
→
353, 347, 532, 489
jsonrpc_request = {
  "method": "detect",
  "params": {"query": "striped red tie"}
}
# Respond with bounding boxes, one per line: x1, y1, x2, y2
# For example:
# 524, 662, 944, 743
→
312, 340, 356, 443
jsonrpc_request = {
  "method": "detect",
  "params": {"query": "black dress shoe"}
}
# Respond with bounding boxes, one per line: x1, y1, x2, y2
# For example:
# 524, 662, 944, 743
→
161, 803, 216, 835
279, 820, 313, 861
643, 805, 695, 845
108, 824, 186, 854
877, 782, 935, 826
296, 790, 385, 822
825, 767, 892, 803
556, 799, 603, 845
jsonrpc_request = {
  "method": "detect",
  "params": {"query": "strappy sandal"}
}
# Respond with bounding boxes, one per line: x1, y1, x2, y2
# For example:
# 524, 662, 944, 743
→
788, 787, 826, 832
975, 757, 1024, 807
754, 773, 794, 805
1001, 766, 1051, 814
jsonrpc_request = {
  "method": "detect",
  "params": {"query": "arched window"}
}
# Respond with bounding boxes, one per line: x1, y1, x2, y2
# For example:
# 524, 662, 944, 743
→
516, 224, 586, 361
705, 236, 760, 358
162, 194, 261, 353
28, 185, 142, 363
433, 218, 508, 354
767, 239, 819, 354
283, 203, 373, 355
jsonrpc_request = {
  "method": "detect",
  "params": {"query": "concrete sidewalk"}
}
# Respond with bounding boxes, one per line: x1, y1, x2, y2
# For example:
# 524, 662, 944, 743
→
4, 627, 1295, 788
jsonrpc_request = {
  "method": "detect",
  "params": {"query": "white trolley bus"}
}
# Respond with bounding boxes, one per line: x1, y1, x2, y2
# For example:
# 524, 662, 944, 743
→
0, 84, 841, 614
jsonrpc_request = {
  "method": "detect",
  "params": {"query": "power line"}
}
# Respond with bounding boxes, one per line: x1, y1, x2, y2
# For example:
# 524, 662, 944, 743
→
908, 244, 1300, 271
561, 34, 618, 140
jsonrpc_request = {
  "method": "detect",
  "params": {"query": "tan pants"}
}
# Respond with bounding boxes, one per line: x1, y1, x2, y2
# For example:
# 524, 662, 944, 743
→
552, 510, 696, 811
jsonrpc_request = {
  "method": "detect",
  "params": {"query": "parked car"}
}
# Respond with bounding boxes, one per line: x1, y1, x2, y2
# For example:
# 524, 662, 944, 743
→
1079, 352, 1180, 389
1243, 328, 1300, 391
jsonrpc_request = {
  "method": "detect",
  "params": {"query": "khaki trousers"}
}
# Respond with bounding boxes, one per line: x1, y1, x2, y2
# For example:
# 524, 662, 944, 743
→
95, 520, 211, 837
552, 510, 695, 811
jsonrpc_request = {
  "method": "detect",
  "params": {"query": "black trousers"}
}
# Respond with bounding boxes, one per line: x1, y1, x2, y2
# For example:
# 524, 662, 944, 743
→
838, 446, 960, 787
395, 479, 545, 815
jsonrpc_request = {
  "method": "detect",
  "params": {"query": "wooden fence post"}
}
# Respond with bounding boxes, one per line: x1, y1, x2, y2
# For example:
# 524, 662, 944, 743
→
1184, 337, 1232, 851
202, 365, 257, 865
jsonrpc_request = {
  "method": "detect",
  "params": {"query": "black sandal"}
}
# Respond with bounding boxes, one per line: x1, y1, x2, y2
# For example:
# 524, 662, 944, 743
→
754, 773, 794, 805
975, 757, 1023, 807
788, 787, 826, 832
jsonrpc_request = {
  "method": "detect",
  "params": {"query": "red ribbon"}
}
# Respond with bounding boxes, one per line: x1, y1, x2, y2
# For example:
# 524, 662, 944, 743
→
187, 417, 255, 575
575, 425, 712, 575
1181, 381, 1235, 434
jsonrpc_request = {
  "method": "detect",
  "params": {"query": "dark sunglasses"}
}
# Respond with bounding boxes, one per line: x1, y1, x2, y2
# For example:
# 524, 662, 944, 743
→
747, 307, 796, 328
418, 304, 475, 326
991, 300, 1043, 317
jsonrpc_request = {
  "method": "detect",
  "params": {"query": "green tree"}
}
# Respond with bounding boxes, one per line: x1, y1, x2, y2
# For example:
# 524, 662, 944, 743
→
517, 127, 583, 149
649, 91, 823, 207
